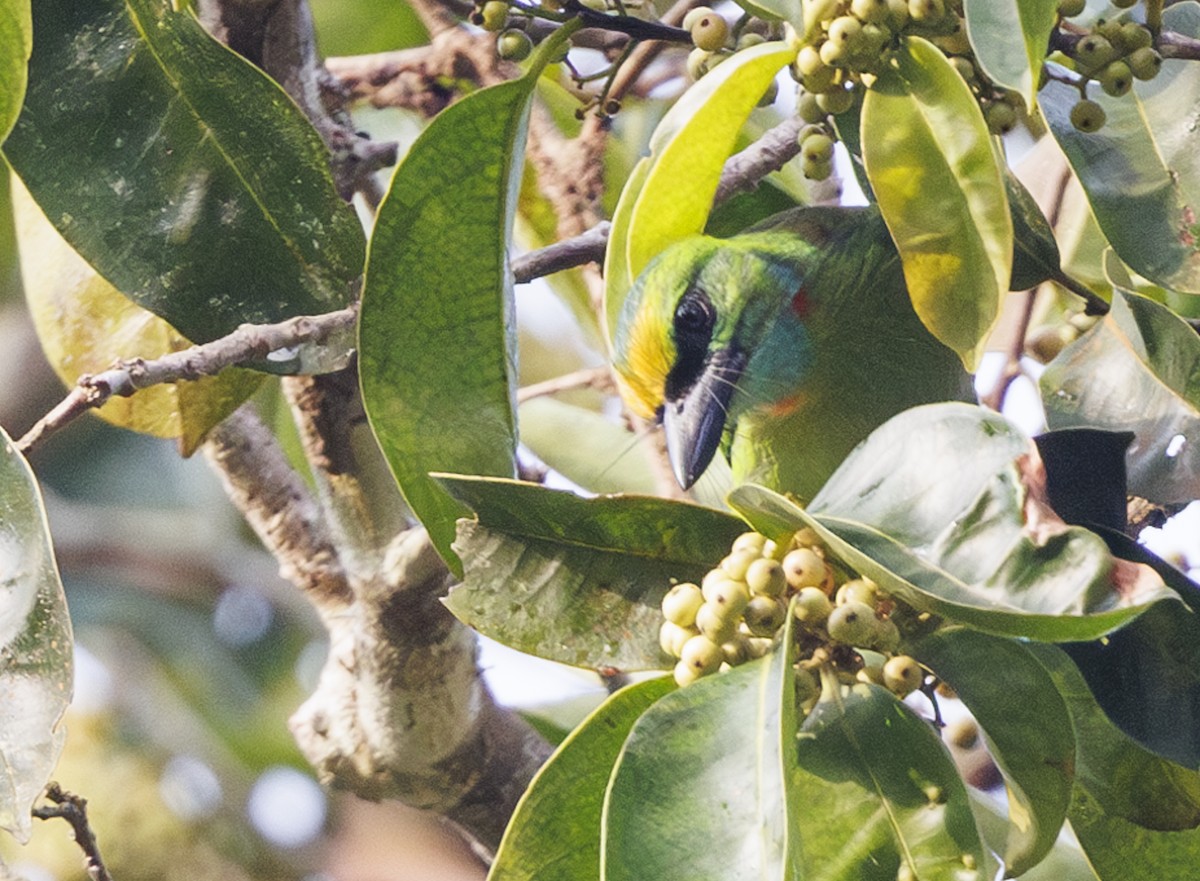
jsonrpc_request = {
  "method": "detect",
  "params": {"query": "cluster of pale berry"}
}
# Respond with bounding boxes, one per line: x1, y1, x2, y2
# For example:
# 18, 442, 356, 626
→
1057, 0, 1163, 133
659, 528, 927, 711
472, 0, 536, 61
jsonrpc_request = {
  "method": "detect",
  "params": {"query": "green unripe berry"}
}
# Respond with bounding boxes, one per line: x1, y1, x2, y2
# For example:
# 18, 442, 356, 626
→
695, 602, 739, 644
908, 0, 945, 24
680, 634, 724, 676
802, 156, 834, 181
674, 659, 702, 687
827, 600, 878, 645
659, 620, 697, 657
1115, 22, 1152, 52
744, 596, 787, 636
828, 15, 864, 49
722, 635, 752, 666
883, 654, 924, 696
782, 547, 829, 589
1094, 18, 1122, 42
1128, 47, 1163, 81
721, 549, 761, 581
801, 132, 835, 164
868, 616, 901, 653
985, 101, 1018, 134
1056, 0, 1085, 16
798, 91, 826, 124
934, 20, 970, 55
682, 6, 712, 30
759, 78, 780, 108
835, 577, 878, 607
949, 55, 976, 83
1111, 0, 1137, 7
816, 86, 855, 114
819, 37, 850, 68
1070, 98, 1106, 132
795, 667, 820, 704
496, 29, 532, 61
478, 0, 510, 32
795, 44, 825, 78
857, 652, 886, 685
799, 52, 839, 91
792, 586, 833, 626
886, 0, 910, 29
731, 531, 768, 556
851, 0, 891, 24
737, 32, 767, 50
662, 582, 704, 627
859, 22, 892, 55
686, 47, 712, 81
1099, 60, 1132, 97
746, 558, 787, 597
804, 0, 841, 25
690, 11, 729, 52
1075, 34, 1115, 72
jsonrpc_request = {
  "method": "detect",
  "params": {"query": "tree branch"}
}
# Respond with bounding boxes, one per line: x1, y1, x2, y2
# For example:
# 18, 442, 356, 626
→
33, 784, 112, 881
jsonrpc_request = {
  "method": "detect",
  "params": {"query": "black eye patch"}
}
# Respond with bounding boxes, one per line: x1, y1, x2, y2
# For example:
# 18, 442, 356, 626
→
665, 288, 715, 402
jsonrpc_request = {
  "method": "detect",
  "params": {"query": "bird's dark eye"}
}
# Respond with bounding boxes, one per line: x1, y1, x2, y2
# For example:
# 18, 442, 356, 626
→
665, 289, 715, 403
673, 290, 714, 340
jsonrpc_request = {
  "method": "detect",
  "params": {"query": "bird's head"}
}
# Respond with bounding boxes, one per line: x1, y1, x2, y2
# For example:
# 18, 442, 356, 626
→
612, 232, 816, 489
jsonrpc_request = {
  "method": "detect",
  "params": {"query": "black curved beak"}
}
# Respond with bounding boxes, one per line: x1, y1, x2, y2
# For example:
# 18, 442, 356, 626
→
661, 348, 746, 489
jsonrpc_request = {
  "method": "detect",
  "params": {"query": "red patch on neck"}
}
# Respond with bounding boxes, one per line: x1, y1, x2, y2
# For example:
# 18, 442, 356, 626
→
791, 285, 811, 319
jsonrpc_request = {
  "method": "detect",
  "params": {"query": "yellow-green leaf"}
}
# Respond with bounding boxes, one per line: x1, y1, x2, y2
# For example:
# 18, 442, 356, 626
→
0, 0, 30, 144
963, 0, 1059, 111
862, 37, 1011, 370
602, 157, 649, 350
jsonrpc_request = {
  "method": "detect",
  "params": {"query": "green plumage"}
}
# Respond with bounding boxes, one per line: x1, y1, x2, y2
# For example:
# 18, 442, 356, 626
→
613, 205, 973, 501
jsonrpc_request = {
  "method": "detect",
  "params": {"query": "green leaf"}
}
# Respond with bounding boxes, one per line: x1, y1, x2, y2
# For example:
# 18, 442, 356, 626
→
1041, 291, 1200, 505
730, 0, 800, 25
0, 0, 29, 144
625, 41, 797, 281
603, 635, 802, 880
967, 790, 1097, 881
0, 427, 72, 842
489, 677, 674, 881
603, 157, 649, 348
441, 476, 745, 670
913, 628, 1073, 876
796, 681, 986, 881
4, 0, 364, 349
519, 398, 657, 495
1007, 169, 1072, 293
1031, 644, 1200, 880
729, 404, 1176, 641
1040, 4, 1200, 294
963, 0, 1058, 110
359, 28, 577, 571
13, 174, 263, 454
862, 36, 1011, 370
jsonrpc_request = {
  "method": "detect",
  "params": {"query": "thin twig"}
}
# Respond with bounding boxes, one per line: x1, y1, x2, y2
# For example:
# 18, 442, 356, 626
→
517, 365, 615, 402
15, 306, 356, 454
33, 784, 113, 881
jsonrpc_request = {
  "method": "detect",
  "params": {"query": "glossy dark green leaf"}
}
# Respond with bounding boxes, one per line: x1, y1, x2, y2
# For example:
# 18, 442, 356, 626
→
1030, 644, 1200, 879
796, 680, 986, 881
729, 404, 1176, 641
1007, 169, 1072, 293
0, 0, 29, 144
1041, 5, 1200, 294
914, 628, 1073, 876
360, 28, 577, 570
1041, 291, 1200, 505
0, 427, 72, 842
604, 634, 801, 881
963, 0, 1058, 109
862, 37, 1011, 369
489, 677, 674, 881
440, 476, 746, 670
5, 0, 364, 348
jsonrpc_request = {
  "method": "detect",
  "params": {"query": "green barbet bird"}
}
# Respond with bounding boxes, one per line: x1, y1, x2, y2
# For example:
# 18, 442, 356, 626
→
613, 205, 973, 500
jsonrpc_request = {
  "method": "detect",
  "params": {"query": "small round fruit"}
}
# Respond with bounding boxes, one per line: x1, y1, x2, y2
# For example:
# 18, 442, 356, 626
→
1074, 34, 1115, 72
695, 602, 739, 644
795, 667, 820, 704
1056, 0, 1085, 16
868, 616, 901, 653
743, 596, 787, 636
731, 531, 768, 555
886, 0, 910, 28
782, 548, 829, 589
722, 635, 752, 666
1128, 47, 1163, 81
817, 86, 855, 114
686, 47, 712, 81
859, 22, 891, 54
792, 586, 833, 626
661, 582, 704, 627
819, 38, 850, 68
682, 6, 712, 30
706, 579, 751, 616
908, 0, 944, 23
851, 0, 890, 24
798, 91, 825, 124
737, 32, 767, 50
985, 101, 1018, 135
836, 578, 878, 607
721, 549, 760, 581
746, 558, 787, 597
946, 717, 980, 749
949, 55, 976, 83
1070, 98, 1106, 133
827, 15, 864, 48
680, 634, 724, 676
759, 78, 780, 107
659, 620, 696, 657
690, 11, 729, 52
478, 0, 509, 31
674, 659, 702, 687
801, 132, 836, 164
883, 654, 924, 696
827, 600, 878, 646
802, 156, 834, 181
1099, 60, 1132, 97
857, 653, 885, 685
1117, 22, 1152, 52
496, 29, 532, 60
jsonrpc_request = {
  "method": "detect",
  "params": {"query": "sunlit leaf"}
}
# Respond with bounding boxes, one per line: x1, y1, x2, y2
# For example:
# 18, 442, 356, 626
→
731, 0, 800, 25
13, 175, 262, 454
862, 37, 1011, 369
914, 628, 1073, 876
604, 631, 801, 880
4, 0, 365, 352
360, 27, 579, 571
626, 41, 797, 281
441, 475, 745, 670
489, 677, 673, 881
603, 157, 649, 348
729, 404, 1176, 641
0, 427, 72, 842
796, 680, 987, 881
1041, 291, 1200, 505
963, 0, 1058, 110
0, 0, 30, 144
